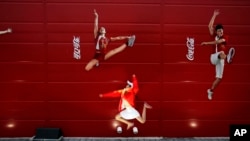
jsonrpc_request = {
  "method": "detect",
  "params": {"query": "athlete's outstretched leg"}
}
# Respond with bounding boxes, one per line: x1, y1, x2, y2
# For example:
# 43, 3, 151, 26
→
136, 102, 152, 124
104, 44, 127, 60
104, 35, 136, 60
85, 59, 99, 71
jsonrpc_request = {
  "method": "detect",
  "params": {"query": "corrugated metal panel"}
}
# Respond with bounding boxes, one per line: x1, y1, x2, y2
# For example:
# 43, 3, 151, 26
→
0, 0, 250, 137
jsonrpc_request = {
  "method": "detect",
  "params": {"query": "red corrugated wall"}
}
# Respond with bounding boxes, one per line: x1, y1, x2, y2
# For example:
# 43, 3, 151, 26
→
0, 0, 250, 137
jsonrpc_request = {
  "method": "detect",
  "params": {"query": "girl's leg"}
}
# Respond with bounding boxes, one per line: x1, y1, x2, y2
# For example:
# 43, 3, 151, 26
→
211, 77, 222, 90
115, 114, 134, 130
85, 59, 99, 71
104, 35, 135, 60
104, 44, 127, 60
136, 102, 152, 124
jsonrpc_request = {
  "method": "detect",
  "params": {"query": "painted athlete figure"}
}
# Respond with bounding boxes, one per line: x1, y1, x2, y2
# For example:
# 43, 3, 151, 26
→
0, 28, 12, 35
85, 9, 136, 71
201, 9, 234, 100
99, 74, 152, 130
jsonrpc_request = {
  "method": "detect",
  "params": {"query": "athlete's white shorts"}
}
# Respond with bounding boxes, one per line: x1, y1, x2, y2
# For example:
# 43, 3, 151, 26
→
210, 52, 225, 79
120, 107, 140, 120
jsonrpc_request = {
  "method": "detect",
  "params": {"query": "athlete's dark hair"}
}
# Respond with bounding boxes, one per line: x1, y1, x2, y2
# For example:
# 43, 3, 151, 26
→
215, 24, 223, 31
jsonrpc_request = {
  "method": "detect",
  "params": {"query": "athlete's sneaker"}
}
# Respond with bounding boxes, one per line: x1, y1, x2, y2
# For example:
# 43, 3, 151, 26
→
133, 127, 138, 134
127, 35, 136, 47
117, 126, 122, 134
207, 89, 213, 100
227, 47, 235, 64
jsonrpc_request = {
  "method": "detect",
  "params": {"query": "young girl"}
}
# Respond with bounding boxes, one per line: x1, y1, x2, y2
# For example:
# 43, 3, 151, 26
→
85, 9, 136, 71
99, 74, 152, 130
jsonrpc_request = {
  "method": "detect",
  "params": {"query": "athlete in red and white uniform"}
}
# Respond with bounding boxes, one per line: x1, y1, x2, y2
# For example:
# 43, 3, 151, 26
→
85, 9, 136, 71
201, 9, 234, 100
99, 74, 152, 130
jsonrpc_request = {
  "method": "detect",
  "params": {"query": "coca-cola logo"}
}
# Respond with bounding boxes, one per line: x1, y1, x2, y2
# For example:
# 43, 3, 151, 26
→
186, 37, 195, 61
73, 36, 81, 60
